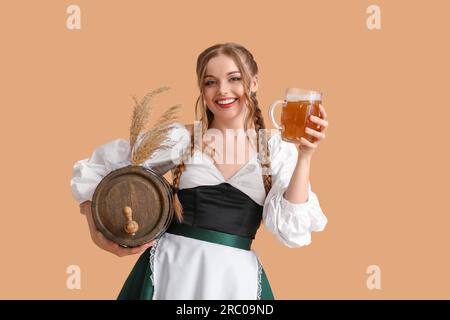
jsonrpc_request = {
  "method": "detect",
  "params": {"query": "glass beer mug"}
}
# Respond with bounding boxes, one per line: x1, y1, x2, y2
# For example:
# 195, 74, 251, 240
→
269, 88, 322, 143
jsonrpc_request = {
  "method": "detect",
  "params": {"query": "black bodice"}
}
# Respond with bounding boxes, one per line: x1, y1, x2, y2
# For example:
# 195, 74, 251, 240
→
176, 183, 263, 239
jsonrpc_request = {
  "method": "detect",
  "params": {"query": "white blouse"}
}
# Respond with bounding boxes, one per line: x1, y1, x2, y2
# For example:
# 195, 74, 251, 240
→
71, 122, 327, 248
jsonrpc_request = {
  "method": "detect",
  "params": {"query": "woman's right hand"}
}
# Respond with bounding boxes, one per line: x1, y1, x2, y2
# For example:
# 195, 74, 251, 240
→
79, 201, 156, 257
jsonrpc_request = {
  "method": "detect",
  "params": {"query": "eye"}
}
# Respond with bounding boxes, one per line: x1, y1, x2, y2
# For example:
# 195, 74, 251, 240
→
230, 77, 242, 81
204, 80, 216, 86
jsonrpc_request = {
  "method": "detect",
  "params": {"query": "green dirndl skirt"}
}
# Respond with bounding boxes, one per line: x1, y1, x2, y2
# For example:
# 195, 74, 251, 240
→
117, 223, 275, 300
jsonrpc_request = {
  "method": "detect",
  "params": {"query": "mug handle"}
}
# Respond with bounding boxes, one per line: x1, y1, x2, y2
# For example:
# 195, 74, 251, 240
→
269, 100, 285, 130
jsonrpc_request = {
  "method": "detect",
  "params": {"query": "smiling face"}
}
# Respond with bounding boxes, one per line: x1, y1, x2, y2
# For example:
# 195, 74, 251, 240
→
202, 54, 258, 127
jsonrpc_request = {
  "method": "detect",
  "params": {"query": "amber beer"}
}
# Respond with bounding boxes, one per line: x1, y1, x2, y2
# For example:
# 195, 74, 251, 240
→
269, 88, 322, 143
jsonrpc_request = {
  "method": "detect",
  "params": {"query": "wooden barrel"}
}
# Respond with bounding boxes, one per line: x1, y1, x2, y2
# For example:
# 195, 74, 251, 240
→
91, 165, 174, 247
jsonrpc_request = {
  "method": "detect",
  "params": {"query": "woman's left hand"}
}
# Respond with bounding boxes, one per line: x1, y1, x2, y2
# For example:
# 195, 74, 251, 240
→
296, 104, 329, 157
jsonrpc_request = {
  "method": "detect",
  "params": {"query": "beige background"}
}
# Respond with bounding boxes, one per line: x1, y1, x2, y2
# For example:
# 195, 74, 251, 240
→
0, 0, 449, 299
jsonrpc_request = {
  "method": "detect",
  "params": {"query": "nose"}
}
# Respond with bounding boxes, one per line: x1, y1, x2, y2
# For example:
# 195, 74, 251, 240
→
218, 80, 231, 95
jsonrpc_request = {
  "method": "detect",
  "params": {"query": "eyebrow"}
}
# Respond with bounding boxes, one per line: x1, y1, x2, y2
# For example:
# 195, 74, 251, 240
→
205, 71, 241, 78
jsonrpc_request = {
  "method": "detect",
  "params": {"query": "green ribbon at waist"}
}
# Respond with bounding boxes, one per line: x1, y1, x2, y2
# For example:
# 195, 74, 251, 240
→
166, 223, 253, 250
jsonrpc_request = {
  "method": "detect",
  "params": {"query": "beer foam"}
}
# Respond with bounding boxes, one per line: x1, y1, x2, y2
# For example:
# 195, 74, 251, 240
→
286, 91, 321, 102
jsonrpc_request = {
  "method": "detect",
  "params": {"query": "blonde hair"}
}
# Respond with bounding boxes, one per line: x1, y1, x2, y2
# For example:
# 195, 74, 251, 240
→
171, 42, 272, 222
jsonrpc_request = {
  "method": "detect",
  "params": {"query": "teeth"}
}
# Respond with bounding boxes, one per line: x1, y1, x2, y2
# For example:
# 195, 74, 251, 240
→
217, 98, 236, 105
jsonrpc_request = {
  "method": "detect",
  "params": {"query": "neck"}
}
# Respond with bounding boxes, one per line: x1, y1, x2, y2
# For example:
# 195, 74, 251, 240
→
209, 118, 247, 135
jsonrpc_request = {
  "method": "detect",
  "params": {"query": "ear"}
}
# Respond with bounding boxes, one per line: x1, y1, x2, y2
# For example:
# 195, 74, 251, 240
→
250, 75, 258, 94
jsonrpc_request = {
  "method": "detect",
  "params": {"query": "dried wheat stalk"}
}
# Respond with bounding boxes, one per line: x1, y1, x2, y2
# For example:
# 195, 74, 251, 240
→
131, 104, 182, 165
129, 86, 170, 150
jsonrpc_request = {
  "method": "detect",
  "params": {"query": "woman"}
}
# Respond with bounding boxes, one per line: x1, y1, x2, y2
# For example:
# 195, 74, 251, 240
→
71, 42, 329, 299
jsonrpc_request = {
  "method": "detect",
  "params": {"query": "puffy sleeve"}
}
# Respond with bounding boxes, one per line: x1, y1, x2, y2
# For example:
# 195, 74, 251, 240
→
262, 132, 328, 248
70, 122, 191, 204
